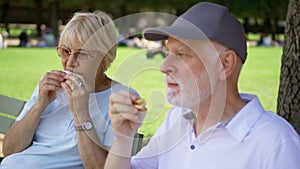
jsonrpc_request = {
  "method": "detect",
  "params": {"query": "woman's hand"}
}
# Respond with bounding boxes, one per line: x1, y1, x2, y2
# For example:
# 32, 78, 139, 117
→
38, 70, 65, 108
61, 73, 91, 119
109, 90, 147, 139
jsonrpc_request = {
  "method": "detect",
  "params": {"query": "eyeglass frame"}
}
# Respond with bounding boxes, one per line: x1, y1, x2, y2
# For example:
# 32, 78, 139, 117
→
56, 45, 101, 62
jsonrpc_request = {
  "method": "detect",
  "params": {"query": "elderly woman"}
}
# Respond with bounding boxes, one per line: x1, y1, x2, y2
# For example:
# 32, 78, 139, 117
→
1, 11, 139, 169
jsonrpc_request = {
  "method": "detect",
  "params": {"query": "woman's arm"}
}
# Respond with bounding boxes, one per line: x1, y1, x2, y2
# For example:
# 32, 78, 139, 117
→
62, 74, 110, 169
74, 115, 109, 169
3, 70, 65, 156
2, 103, 45, 156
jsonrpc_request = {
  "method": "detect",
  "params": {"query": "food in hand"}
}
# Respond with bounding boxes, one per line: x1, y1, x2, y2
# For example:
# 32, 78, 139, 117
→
56, 70, 72, 105
133, 98, 146, 110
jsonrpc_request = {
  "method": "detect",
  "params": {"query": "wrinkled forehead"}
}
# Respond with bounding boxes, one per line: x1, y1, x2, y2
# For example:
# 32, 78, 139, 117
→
166, 37, 218, 54
165, 37, 224, 68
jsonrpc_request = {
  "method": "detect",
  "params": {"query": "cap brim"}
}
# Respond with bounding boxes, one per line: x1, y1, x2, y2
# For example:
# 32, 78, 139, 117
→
144, 25, 208, 41
143, 27, 171, 41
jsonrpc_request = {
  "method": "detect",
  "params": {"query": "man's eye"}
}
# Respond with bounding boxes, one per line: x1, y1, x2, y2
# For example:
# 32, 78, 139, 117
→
175, 52, 186, 58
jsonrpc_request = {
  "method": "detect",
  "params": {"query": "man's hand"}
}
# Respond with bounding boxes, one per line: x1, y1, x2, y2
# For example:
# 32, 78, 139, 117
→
109, 90, 147, 139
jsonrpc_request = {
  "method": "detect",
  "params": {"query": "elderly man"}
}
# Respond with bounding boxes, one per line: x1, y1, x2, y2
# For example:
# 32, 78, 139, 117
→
105, 2, 300, 169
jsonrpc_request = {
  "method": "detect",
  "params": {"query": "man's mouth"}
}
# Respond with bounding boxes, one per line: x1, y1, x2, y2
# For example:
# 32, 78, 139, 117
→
167, 82, 179, 88
165, 76, 180, 89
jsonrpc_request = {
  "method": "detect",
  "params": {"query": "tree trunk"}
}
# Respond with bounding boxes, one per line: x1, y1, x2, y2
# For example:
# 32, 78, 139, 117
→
277, 0, 300, 134
50, 0, 59, 39
35, 0, 43, 37
1, 2, 10, 32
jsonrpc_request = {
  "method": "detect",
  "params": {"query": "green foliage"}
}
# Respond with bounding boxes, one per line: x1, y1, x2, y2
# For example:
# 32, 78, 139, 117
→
0, 46, 282, 137
2, 0, 288, 20
0, 28, 37, 37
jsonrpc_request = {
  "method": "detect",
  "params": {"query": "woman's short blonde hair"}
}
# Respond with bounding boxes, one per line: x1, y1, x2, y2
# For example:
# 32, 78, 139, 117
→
58, 11, 117, 68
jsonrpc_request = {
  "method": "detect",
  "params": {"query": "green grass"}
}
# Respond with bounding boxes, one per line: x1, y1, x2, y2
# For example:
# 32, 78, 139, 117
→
239, 46, 282, 113
0, 46, 282, 137
0, 47, 62, 99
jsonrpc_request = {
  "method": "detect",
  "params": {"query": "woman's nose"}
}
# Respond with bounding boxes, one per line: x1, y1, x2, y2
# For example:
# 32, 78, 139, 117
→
66, 54, 79, 67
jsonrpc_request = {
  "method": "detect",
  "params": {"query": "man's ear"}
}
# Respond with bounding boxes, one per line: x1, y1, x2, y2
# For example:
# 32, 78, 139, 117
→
219, 50, 237, 80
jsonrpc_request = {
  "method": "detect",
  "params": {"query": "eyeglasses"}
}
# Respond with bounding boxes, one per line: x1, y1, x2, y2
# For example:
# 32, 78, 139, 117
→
56, 46, 98, 62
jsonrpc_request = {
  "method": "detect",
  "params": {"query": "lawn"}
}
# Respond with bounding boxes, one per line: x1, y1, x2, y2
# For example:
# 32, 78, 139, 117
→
0, 46, 282, 137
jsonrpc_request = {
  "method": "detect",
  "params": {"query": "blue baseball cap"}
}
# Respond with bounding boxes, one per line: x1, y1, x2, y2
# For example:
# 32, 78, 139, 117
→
144, 2, 247, 63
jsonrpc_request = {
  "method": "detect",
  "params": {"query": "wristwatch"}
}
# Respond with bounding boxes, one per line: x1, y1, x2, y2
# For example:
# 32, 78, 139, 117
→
74, 120, 94, 131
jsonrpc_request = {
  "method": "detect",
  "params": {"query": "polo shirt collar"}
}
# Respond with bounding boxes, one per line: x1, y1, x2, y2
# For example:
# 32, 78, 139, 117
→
180, 94, 264, 143
226, 94, 264, 142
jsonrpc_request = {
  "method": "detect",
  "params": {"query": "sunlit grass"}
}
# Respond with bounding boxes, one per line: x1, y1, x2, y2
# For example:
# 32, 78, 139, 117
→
239, 46, 282, 112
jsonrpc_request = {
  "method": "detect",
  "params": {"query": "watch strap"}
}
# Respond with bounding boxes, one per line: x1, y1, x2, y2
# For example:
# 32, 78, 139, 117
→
74, 120, 93, 131
74, 125, 85, 131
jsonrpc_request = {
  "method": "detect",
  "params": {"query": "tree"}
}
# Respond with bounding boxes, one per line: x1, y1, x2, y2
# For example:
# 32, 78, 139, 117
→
277, 0, 300, 134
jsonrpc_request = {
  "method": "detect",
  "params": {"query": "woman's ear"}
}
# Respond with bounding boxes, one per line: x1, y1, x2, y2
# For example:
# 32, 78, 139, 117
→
100, 59, 106, 67
98, 57, 108, 72
219, 50, 237, 80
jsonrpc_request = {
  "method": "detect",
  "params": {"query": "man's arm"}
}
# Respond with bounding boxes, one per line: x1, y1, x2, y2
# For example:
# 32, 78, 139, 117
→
104, 90, 146, 169
104, 136, 134, 169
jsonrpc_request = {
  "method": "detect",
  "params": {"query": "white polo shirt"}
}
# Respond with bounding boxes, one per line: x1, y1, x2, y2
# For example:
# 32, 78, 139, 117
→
131, 94, 300, 169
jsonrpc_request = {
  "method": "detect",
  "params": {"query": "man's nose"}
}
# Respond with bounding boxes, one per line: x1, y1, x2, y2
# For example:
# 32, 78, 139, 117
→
160, 56, 175, 74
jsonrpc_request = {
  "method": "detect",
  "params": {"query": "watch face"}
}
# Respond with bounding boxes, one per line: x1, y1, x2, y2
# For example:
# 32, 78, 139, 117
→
83, 121, 93, 130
